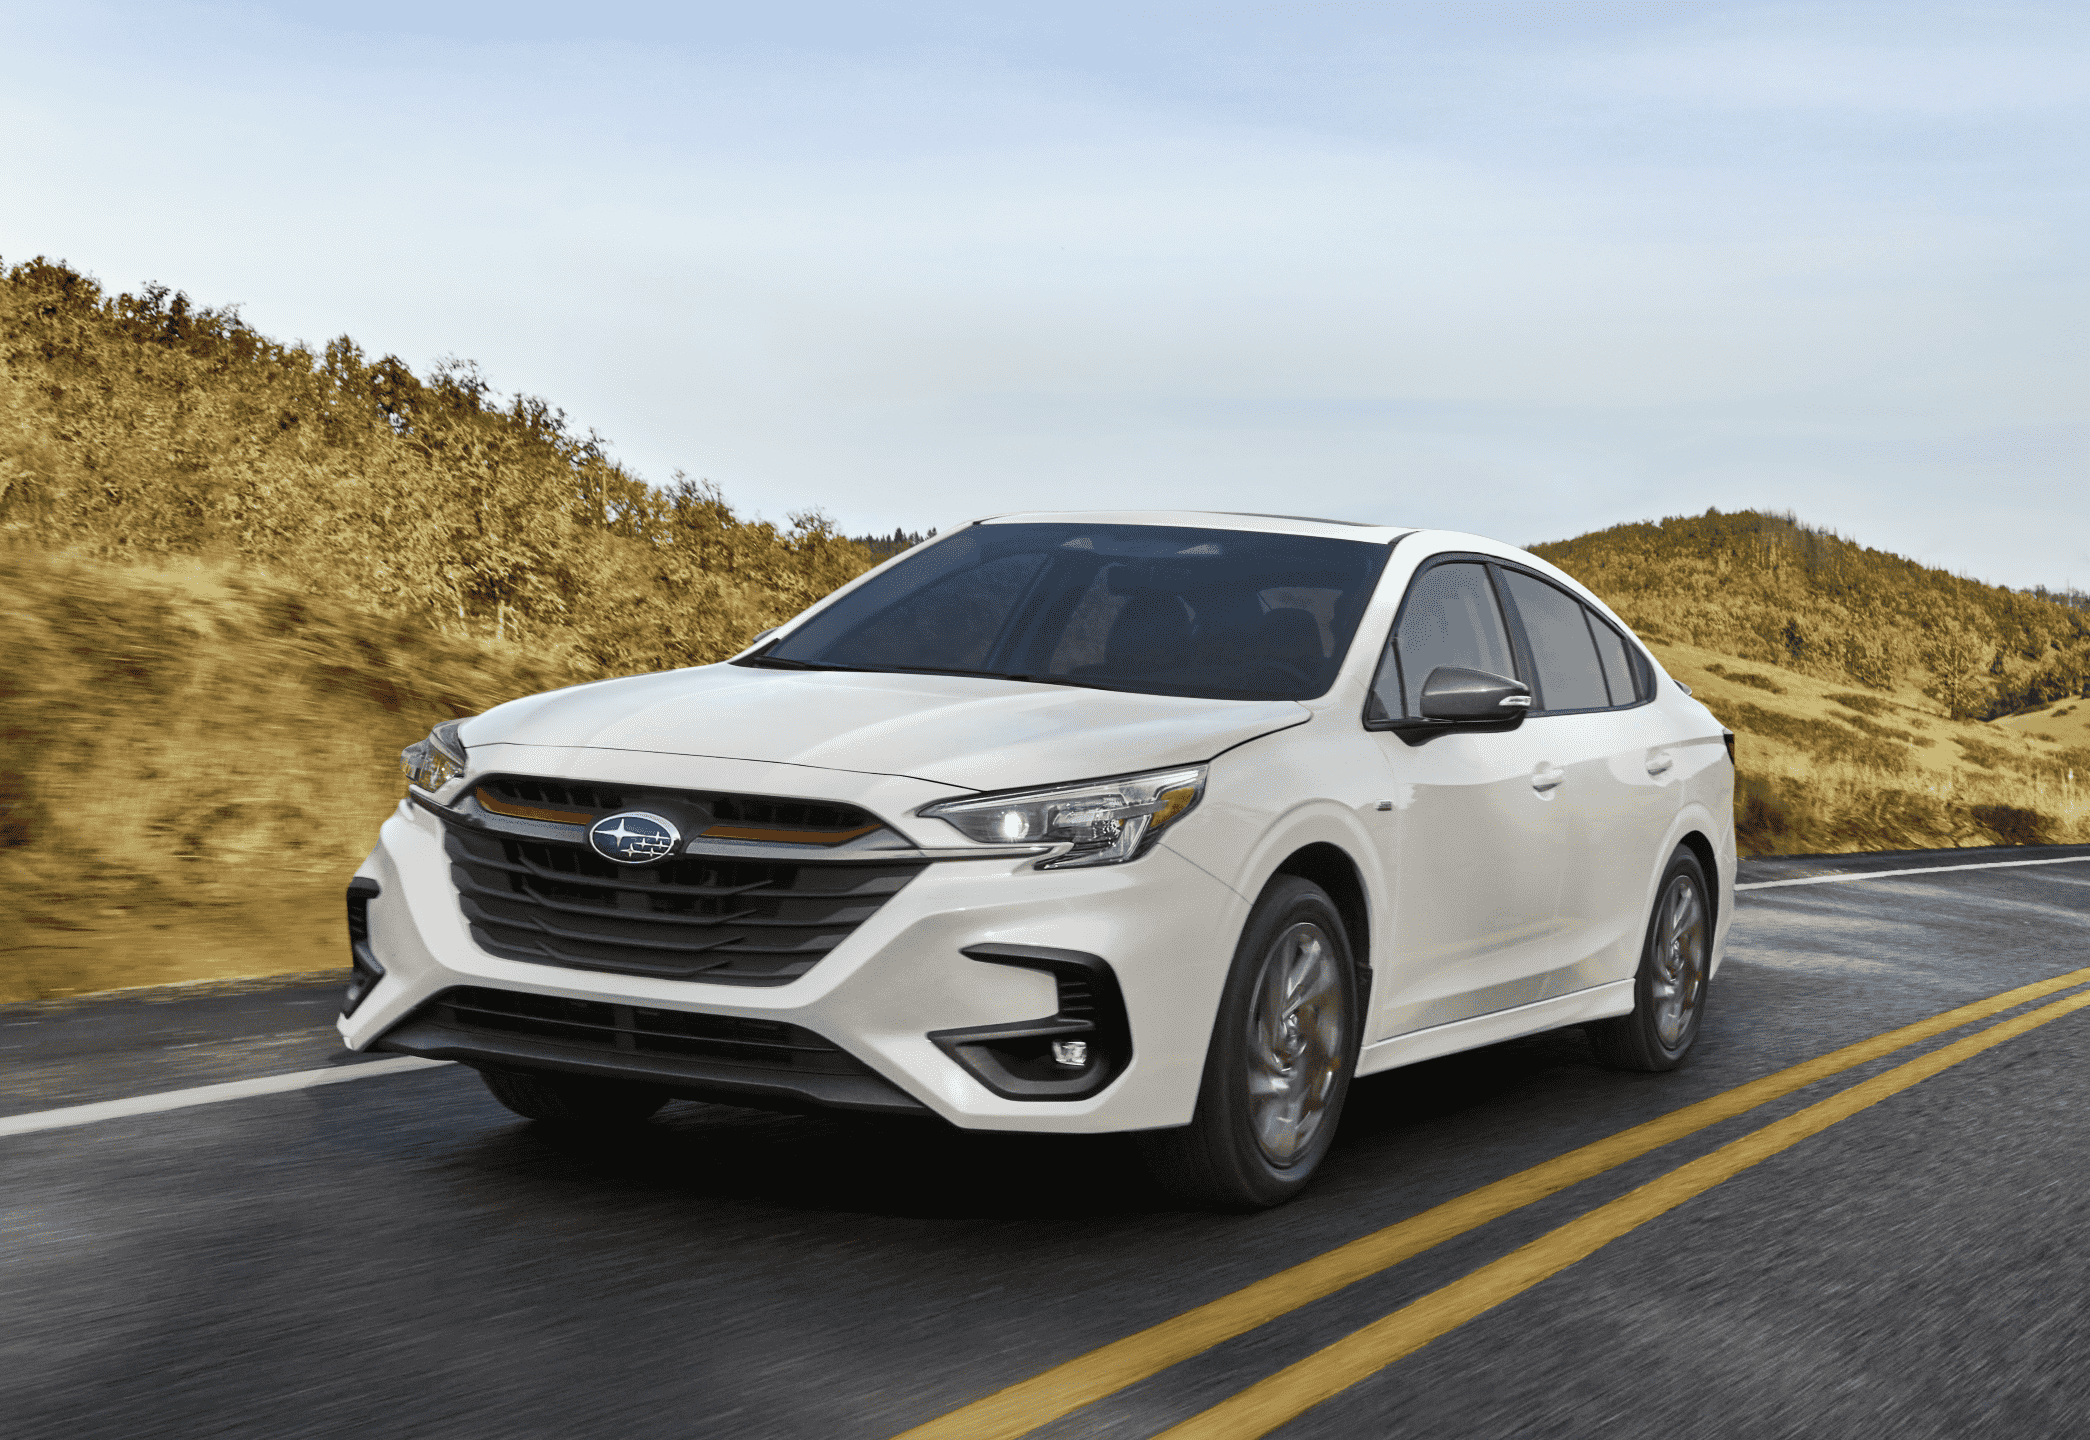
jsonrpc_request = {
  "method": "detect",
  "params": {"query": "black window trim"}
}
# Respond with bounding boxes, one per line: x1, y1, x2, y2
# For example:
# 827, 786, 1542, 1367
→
1489, 561, 1655, 718
1580, 603, 1644, 710
1359, 551, 1656, 732
1361, 551, 1523, 734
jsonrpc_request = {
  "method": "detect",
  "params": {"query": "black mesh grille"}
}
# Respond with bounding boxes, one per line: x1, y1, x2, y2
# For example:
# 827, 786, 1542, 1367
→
480, 776, 637, 813
443, 824, 925, 984
425, 986, 871, 1076
709, 795, 876, 829
476, 776, 878, 833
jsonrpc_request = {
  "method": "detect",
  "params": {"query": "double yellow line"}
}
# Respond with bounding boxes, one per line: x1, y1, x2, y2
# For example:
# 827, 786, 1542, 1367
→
897, 965, 2090, 1440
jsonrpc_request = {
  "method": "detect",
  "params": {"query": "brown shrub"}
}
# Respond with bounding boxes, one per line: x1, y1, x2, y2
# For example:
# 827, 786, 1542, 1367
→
1818, 732, 1916, 773
1706, 663, 1786, 694
1957, 737, 2007, 769
1827, 691, 1890, 717
1838, 711, 1916, 742
0, 770, 40, 848
1709, 699, 1814, 749
1735, 774, 1796, 852
1969, 804, 2052, 846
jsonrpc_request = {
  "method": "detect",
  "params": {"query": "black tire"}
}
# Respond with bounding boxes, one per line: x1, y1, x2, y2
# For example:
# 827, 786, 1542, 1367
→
1588, 846, 1712, 1072
478, 1066, 672, 1124
1138, 875, 1361, 1211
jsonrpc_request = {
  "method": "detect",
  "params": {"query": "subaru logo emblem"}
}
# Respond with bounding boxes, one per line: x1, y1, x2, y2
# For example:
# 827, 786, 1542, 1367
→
587, 811, 681, 864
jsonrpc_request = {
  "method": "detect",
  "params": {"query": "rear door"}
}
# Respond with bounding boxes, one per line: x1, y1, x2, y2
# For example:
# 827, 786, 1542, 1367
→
1363, 559, 1568, 1042
1493, 568, 1674, 989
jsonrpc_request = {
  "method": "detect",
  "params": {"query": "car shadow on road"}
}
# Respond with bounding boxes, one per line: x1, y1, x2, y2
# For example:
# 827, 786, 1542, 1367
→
432, 1026, 1616, 1224
446, 1098, 1167, 1220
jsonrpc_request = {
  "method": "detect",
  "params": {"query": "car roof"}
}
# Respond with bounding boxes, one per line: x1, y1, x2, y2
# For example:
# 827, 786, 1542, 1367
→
972, 510, 1413, 543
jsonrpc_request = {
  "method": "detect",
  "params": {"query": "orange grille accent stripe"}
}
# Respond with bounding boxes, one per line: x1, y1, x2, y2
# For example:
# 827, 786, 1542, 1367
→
475, 788, 593, 826
702, 823, 881, 846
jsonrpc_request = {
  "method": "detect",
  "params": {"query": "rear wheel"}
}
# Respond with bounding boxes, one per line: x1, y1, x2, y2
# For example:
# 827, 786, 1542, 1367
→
1138, 876, 1359, 1210
478, 1066, 672, 1124
1589, 847, 1711, 1072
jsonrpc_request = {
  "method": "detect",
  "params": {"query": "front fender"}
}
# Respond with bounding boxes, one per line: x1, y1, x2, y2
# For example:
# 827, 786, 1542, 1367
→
1160, 725, 1390, 963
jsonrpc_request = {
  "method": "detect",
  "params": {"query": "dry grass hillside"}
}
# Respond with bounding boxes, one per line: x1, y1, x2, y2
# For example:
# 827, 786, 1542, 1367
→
0, 257, 880, 673
1650, 642, 2086, 853
4, 258, 2087, 1002
1994, 697, 2090, 749
1533, 510, 2090, 856
6, 531, 2085, 1003
0, 548, 565, 1002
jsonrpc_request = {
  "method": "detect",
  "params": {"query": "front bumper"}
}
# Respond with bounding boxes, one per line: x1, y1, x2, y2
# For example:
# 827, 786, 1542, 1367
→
340, 791, 1249, 1133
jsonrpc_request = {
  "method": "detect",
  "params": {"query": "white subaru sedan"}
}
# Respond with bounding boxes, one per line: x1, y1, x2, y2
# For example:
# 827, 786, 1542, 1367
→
345, 512, 1735, 1208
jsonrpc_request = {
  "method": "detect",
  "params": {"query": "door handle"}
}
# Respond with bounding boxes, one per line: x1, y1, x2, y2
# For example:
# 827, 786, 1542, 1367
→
1646, 751, 1674, 777
1531, 765, 1565, 792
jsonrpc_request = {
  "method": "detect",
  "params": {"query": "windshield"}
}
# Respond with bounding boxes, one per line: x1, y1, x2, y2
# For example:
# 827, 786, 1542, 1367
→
748, 522, 1393, 701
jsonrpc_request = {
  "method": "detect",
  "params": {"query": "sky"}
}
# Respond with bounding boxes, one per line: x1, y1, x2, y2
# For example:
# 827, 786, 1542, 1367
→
2, 1, 2084, 589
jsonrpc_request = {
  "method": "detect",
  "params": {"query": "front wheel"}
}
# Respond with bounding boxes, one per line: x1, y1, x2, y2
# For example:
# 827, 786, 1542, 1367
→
1138, 876, 1360, 1210
1588, 847, 1712, 1072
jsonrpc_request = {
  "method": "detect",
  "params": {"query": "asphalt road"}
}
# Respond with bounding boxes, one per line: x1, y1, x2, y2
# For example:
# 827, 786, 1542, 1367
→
6, 843, 2090, 1440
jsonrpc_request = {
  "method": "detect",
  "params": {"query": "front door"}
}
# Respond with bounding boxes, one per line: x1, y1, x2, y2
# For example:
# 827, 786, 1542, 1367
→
1364, 559, 1568, 1043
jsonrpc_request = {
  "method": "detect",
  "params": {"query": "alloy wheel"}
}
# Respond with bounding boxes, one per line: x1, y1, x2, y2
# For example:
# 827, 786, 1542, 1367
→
1650, 873, 1708, 1049
1246, 921, 1346, 1165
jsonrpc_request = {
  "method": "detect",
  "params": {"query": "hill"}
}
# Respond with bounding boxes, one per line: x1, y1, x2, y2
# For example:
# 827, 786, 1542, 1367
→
1532, 512, 2090, 854
0, 547, 571, 1001
3, 257, 2087, 999
0, 256, 881, 674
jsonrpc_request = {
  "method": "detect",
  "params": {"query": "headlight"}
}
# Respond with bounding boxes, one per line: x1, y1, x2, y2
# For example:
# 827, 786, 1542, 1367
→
920, 766, 1206, 869
400, 719, 469, 793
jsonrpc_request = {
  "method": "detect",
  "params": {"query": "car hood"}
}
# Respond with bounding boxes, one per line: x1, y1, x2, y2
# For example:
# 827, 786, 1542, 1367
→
461, 664, 1309, 793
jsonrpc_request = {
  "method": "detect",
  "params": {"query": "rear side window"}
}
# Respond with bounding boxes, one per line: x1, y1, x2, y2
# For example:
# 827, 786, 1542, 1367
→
1586, 612, 1641, 706
1369, 562, 1516, 720
1498, 571, 1609, 713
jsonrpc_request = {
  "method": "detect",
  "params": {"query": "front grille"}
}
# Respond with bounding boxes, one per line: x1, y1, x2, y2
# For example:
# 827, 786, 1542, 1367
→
426, 986, 871, 1076
443, 825, 925, 985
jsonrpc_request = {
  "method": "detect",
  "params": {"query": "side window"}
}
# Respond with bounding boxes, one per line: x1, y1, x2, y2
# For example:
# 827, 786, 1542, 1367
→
1585, 610, 1640, 706
1498, 570, 1610, 713
1369, 562, 1516, 720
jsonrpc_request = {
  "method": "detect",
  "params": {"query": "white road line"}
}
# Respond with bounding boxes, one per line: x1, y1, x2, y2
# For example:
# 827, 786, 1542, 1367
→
13, 854, 2083, 1137
1738, 855, 2090, 892
0, 1056, 454, 1139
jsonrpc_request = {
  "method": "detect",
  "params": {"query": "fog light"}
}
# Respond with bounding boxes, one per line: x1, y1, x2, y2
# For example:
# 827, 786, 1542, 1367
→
1051, 1039, 1089, 1068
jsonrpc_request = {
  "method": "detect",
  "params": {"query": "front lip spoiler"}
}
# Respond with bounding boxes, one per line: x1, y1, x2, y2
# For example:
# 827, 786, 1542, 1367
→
371, 1018, 933, 1117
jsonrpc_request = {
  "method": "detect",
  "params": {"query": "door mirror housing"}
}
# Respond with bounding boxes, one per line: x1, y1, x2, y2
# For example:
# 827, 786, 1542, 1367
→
1418, 667, 1533, 721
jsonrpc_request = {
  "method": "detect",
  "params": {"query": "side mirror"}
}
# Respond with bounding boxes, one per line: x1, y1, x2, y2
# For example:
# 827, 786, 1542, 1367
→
746, 627, 777, 648
1418, 667, 1533, 721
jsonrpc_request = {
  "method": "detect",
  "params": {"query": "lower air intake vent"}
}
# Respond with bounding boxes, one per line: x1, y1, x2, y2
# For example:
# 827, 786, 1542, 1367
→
373, 986, 927, 1115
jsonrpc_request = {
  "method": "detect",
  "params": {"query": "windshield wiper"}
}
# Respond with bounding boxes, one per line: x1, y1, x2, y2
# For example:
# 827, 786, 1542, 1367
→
999, 673, 1141, 692
867, 665, 1142, 692
736, 655, 860, 672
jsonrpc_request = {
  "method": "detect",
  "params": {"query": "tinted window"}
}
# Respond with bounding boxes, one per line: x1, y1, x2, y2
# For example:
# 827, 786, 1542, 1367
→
1370, 562, 1516, 720
1586, 611, 1639, 706
759, 523, 1391, 702
1499, 571, 1610, 712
